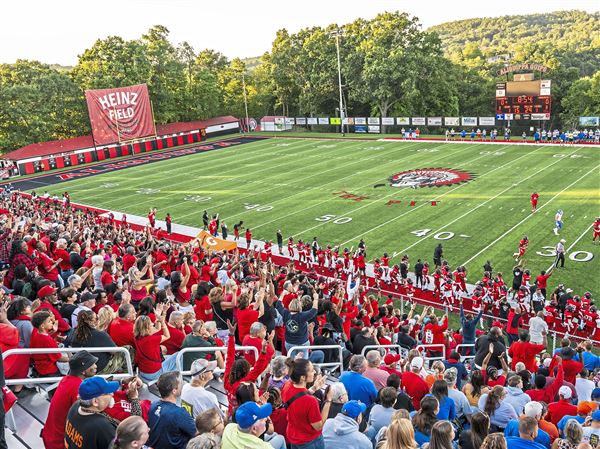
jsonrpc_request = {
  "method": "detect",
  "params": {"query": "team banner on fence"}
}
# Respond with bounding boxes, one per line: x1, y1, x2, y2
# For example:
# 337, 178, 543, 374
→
381, 117, 395, 125
411, 117, 426, 126
444, 117, 460, 126
479, 117, 496, 126
85, 83, 155, 145
396, 117, 410, 125
427, 117, 442, 126
195, 230, 237, 251
462, 117, 478, 126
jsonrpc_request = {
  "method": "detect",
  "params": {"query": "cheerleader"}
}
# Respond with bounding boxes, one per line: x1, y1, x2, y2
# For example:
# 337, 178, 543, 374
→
422, 262, 431, 290
381, 252, 390, 281
287, 237, 295, 259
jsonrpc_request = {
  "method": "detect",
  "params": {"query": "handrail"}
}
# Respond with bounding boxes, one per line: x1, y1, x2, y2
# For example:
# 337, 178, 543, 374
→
361, 344, 403, 357
416, 344, 446, 364
287, 344, 344, 374
175, 346, 259, 376
2, 346, 134, 385
455, 344, 476, 362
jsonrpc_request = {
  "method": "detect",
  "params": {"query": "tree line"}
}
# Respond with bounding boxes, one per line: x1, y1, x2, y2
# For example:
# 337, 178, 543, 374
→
1, 10, 599, 153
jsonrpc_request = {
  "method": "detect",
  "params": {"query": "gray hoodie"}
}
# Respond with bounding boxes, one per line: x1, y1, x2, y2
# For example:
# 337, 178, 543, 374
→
322, 413, 372, 449
504, 386, 531, 415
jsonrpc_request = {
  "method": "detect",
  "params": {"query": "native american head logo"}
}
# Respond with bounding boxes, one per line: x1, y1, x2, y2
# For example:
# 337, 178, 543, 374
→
382, 168, 474, 188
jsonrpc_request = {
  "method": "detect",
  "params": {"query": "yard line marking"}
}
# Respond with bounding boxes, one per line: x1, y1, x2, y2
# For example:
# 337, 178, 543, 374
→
461, 162, 600, 266
333, 144, 552, 247
394, 146, 583, 256
544, 222, 595, 272
242, 140, 472, 229
177, 140, 425, 222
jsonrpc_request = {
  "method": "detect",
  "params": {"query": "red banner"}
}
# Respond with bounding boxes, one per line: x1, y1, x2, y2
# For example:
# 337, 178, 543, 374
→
85, 84, 155, 145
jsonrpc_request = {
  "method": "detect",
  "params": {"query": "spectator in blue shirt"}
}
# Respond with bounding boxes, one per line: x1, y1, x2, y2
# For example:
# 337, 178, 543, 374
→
148, 371, 196, 449
479, 385, 519, 431
339, 355, 378, 408
574, 341, 600, 371
506, 416, 547, 449
504, 402, 551, 449
431, 380, 456, 421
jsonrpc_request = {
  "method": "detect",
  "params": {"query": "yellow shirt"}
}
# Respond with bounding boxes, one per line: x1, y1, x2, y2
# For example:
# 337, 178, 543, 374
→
221, 423, 272, 449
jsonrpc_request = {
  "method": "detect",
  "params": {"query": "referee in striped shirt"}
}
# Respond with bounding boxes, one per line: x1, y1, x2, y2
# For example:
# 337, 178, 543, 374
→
555, 239, 566, 268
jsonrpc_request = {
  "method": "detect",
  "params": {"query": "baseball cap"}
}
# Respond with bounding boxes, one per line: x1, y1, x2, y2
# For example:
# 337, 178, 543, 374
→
235, 402, 272, 429
410, 356, 424, 369
68, 351, 98, 376
592, 410, 600, 421
37, 284, 57, 298
384, 354, 401, 365
559, 386, 572, 399
591, 388, 600, 400
79, 376, 120, 400
190, 359, 217, 377
342, 400, 367, 419
577, 401, 597, 416
80, 291, 98, 303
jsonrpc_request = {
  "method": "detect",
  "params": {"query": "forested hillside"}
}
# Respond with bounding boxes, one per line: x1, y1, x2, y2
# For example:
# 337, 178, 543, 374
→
0, 10, 598, 153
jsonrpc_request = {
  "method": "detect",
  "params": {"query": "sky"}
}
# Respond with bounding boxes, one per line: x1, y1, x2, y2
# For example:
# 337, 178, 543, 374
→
3, 0, 599, 66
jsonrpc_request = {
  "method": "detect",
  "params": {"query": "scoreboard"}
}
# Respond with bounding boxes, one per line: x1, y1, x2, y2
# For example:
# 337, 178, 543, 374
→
495, 79, 551, 120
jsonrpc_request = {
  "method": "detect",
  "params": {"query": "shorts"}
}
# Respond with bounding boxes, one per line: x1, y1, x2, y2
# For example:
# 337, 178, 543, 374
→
555, 221, 563, 229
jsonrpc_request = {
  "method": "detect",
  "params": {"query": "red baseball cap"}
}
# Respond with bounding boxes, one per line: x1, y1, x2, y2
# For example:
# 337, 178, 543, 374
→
492, 320, 504, 329
37, 284, 58, 298
384, 353, 401, 365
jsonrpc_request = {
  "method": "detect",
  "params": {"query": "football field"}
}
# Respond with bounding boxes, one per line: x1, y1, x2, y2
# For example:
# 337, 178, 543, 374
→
42, 136, 600, 292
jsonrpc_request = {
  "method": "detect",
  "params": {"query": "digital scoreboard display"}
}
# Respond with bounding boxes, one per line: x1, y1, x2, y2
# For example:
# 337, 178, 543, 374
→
495, 80, 552, 119
495, 95, 552, 115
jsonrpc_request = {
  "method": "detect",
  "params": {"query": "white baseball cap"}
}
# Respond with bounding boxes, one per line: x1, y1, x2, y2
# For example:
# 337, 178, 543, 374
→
559, 386, 572, 399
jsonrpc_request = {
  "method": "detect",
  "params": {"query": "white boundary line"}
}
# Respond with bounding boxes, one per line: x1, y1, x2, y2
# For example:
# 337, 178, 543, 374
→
394, 146, 583, 255
461, 162, 600, 266
333, 143, 554, 247
544, 222, 595, 272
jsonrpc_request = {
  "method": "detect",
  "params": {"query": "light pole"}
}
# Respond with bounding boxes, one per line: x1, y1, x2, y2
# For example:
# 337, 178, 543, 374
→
241, 70, 250, 132
331, 29, 345, 136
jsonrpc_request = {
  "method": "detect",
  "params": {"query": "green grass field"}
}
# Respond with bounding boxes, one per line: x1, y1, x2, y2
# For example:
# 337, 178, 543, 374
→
45, 137, 600, 293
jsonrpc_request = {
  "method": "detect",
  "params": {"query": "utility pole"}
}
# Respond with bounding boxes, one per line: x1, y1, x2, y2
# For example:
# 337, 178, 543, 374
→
242, 70, 250, 132
331, 29, 345, 136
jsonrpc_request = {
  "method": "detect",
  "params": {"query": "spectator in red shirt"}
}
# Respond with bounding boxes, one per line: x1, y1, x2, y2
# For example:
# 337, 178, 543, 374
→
508, 330, 547, 373
122, 246, 137, 273
547, 386, 577, 425
41, 351, 98, 449
236, 291, 264, 343
535, 268, 553, 299
526, 357, 565, 404
54, 238, 72, 283
163, 311, 186, 355
242, 322, 268, 365
109, 303, 136, 347
551, 347, 584, 385
403, 356, 431, 410
30, 310, 69, 376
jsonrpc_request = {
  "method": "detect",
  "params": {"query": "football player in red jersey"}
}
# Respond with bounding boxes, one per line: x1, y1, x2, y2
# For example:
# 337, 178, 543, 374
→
531, 192, 539, 212
381, 253, 390, 281
513, 236, 528, 262
593, 217, 600, 243
433, 268, 442, 298
422, 262, 431, 290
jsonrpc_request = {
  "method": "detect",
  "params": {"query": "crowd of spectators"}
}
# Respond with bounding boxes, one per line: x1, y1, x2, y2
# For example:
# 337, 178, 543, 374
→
0, 192, 598, 449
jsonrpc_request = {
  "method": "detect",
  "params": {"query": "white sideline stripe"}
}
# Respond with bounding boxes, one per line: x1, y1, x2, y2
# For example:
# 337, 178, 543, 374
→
334, 143, 552, 247
247, 140, 467, 230
544, 222, 595, 272
461, 163, 600, 266
379, 138, 600, 148
393, 146, 583, 255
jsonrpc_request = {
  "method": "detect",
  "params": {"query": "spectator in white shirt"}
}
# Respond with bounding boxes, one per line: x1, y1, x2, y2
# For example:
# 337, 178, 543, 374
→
181, 359, 223, 419
528, 312, 549, 345
576, 369, 596, 402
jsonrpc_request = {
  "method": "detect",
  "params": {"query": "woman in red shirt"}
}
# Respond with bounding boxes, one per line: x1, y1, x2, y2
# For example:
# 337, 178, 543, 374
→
128, 255, 155, 306
236, 291, 264, 342
281, 358, 334, 449
193, 282, 213, 322
133, 303, 179, 382
30, 310, 69, 376
172, 258, 192, 308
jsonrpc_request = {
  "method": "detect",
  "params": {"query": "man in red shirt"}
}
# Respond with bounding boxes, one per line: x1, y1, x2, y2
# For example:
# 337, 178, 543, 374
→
122, 246, 137, 273
547, 386, 577, 425
535, 268, 553, 299
402, 356, 430, 410
163, 311, 186, 355
54, 238, 72, 282
36, 284, 70, 334
242, 322, 272, 365
526, 357, 564, 403
423, 313, 448, 357
508, 330, 547, 372
108, 303, 136, 347
30, 310, 69, 376
41, 351, 98, 449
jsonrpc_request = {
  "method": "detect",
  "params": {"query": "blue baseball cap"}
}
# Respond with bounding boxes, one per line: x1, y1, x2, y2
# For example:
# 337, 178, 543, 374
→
593, 410, 600, 421
79, 376, 120, 400
342, 400, 367, 419
592, 388, 600, 400
235, 402, 272, 429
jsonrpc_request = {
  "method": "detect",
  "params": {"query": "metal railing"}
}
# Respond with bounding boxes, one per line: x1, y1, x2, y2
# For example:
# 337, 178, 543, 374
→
286, 344, 344, 374
175, 346, 259, 376
455, 344, 476, 362
361, 344, 404, 357
2, 347, 134, 386
416, 344, 446, 364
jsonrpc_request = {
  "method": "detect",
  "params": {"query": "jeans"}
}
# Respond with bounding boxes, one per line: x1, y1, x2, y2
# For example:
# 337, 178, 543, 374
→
138, 352, 180, 382
285, 341, 324, 364
290, 435, 324, 449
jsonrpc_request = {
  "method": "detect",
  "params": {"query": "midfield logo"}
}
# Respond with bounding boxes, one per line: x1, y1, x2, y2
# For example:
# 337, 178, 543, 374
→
378, 168, 474, 188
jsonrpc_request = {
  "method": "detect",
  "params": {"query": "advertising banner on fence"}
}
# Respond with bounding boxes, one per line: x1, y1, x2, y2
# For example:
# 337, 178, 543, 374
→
85, 83, 155, 145
368, 125, 381, 133
444, 117, 460, 126
396, 117, 410, 125
329, 117, 341, 125
355, 117, 367, 125
318, 117, 329, 125
531, 113, 550, 120
307, 117, 318, 125
427, 117, 442, 126
579, 116, 599, 126
296, 117, 307, 125
381, 117, 395, 125
461, 117, 478, 126
368, 117, 380, 125
479, 117, 496, 126
411, 117, 426, 126
355, 125, 367, 133
285, 117, 295, 125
